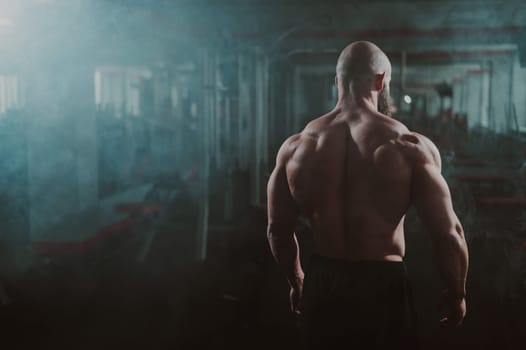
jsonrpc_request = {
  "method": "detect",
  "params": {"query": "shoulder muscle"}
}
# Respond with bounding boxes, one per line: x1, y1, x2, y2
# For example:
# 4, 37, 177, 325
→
276, 134, 301, 166
396, 132, 441, 170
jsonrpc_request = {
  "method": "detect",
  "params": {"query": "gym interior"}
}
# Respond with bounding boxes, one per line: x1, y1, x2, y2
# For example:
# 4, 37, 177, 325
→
0, 0, 525, 348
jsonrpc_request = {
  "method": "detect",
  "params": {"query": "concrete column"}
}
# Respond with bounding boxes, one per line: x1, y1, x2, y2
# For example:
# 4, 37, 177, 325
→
215, 60, 222, 169
489, 56, 513, 132
292, 66, 303, 132
480, 67, 490, 128
252, 51, 269, 205
512, 54, 526, 130
452, 80, 463, 117
253, 54, 263, 205
73, 66, 98, 211
237, 53, 250, 171
465, 73, 482, 129
285, 68, 294, 136
196, 48, 214, 261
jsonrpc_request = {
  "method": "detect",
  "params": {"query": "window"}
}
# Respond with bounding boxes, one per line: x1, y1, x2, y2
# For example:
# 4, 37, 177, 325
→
94, 67, 152, 117
0, 75, 24, 116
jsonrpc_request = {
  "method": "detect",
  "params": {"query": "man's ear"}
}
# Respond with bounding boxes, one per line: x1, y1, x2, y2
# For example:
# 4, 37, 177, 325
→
374, 73, 386, 91
335, 75, 338, 87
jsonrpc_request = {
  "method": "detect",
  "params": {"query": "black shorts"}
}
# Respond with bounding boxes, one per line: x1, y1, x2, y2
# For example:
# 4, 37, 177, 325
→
299, 255, 419, 349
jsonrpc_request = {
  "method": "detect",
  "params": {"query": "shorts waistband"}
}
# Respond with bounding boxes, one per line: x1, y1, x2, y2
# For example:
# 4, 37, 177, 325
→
309, 254, 407, 274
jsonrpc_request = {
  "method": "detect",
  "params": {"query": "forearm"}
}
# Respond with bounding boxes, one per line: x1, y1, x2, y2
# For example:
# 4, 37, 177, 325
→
267, 230, 304, 288
432, 228, 469, 297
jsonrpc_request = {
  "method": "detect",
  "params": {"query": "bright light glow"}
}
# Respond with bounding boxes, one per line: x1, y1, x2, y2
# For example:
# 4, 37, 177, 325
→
0, 18, 13, 26
403, 95, 412, 104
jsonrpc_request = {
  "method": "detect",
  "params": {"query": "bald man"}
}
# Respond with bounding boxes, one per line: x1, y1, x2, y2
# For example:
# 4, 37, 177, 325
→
267, 41, 469, 349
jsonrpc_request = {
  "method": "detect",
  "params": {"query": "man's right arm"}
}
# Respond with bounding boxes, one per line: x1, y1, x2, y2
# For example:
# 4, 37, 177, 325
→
399, 134, 469, 327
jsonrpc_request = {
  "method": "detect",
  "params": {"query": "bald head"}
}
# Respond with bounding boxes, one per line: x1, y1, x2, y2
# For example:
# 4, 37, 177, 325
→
336, 41, 391, 91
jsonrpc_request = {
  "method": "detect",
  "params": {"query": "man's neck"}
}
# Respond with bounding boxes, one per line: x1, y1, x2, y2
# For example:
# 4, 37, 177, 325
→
335, 90, 378, 114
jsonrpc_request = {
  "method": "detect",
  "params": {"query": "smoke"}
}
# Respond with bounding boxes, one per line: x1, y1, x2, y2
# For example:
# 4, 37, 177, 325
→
0, 0, 524, 277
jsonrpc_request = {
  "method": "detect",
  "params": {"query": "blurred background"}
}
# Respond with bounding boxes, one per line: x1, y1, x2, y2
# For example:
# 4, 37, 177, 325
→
0, 0, 526, 348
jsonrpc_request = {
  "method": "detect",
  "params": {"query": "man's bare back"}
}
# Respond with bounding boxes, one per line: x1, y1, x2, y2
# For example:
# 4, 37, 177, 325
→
280, 106, 419, 261
267, 42, 468, 339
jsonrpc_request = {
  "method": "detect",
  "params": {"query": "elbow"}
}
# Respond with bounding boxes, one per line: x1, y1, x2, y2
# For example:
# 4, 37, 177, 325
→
433, 222, 467, 248
266, 222, 293, 241
452, 222, 465, 241
266, 225, 274, 241
266, 223, 280, 241
454, 222, 469, 248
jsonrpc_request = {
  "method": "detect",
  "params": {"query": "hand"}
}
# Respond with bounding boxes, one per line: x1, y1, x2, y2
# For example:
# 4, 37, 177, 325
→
289, 277, 304, 316
438, 290, 466, 329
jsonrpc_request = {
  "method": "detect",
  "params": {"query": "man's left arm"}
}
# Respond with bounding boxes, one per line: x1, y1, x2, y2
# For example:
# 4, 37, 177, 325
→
267, 146, 302, 314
